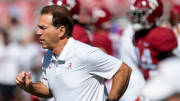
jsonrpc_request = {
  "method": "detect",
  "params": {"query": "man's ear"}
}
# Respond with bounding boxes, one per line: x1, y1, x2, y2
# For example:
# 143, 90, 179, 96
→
58, 26, 66, 38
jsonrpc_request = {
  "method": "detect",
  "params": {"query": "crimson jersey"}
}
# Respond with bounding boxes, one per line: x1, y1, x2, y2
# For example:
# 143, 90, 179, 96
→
92, 31, 114, 56
134, 27, 177, 80
72, 24, 91, 45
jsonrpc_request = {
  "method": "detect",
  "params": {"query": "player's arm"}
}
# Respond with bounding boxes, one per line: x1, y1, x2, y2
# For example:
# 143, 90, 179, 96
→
107, 62, 132, 101
15, 71, 53, 98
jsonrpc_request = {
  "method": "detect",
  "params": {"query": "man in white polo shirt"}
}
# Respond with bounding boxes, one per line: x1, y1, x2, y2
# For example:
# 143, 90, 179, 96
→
15, 5, 132, 101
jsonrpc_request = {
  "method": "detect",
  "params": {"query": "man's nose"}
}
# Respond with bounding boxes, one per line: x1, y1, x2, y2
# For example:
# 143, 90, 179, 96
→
36, 29, 43, 36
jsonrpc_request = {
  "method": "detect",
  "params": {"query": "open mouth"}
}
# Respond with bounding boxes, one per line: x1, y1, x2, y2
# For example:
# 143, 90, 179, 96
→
40, 39, 45, 44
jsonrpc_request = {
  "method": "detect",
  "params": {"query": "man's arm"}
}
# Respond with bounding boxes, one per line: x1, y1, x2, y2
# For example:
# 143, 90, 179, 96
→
107, 62, 132, 101
15, 71, 53, 98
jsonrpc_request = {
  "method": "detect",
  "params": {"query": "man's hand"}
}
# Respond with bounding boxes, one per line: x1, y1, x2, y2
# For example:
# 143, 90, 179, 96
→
15, 71, 32, 90
15, 71, 53, 98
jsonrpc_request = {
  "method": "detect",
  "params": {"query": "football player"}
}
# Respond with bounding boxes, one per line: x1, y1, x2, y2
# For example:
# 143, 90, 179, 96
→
128, 0, 177, 80
90, 7, 114, 55
90, 6, 146, 101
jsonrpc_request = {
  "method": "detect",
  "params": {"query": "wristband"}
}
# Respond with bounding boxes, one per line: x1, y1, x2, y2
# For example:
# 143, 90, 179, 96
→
106, 98, 117, 101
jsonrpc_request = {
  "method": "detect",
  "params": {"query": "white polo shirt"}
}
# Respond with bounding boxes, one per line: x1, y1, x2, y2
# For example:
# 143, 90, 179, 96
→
41, 37, 122, 101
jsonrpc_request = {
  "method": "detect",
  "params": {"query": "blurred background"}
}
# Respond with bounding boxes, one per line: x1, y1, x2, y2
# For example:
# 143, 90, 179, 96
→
0, 0, 180, 101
